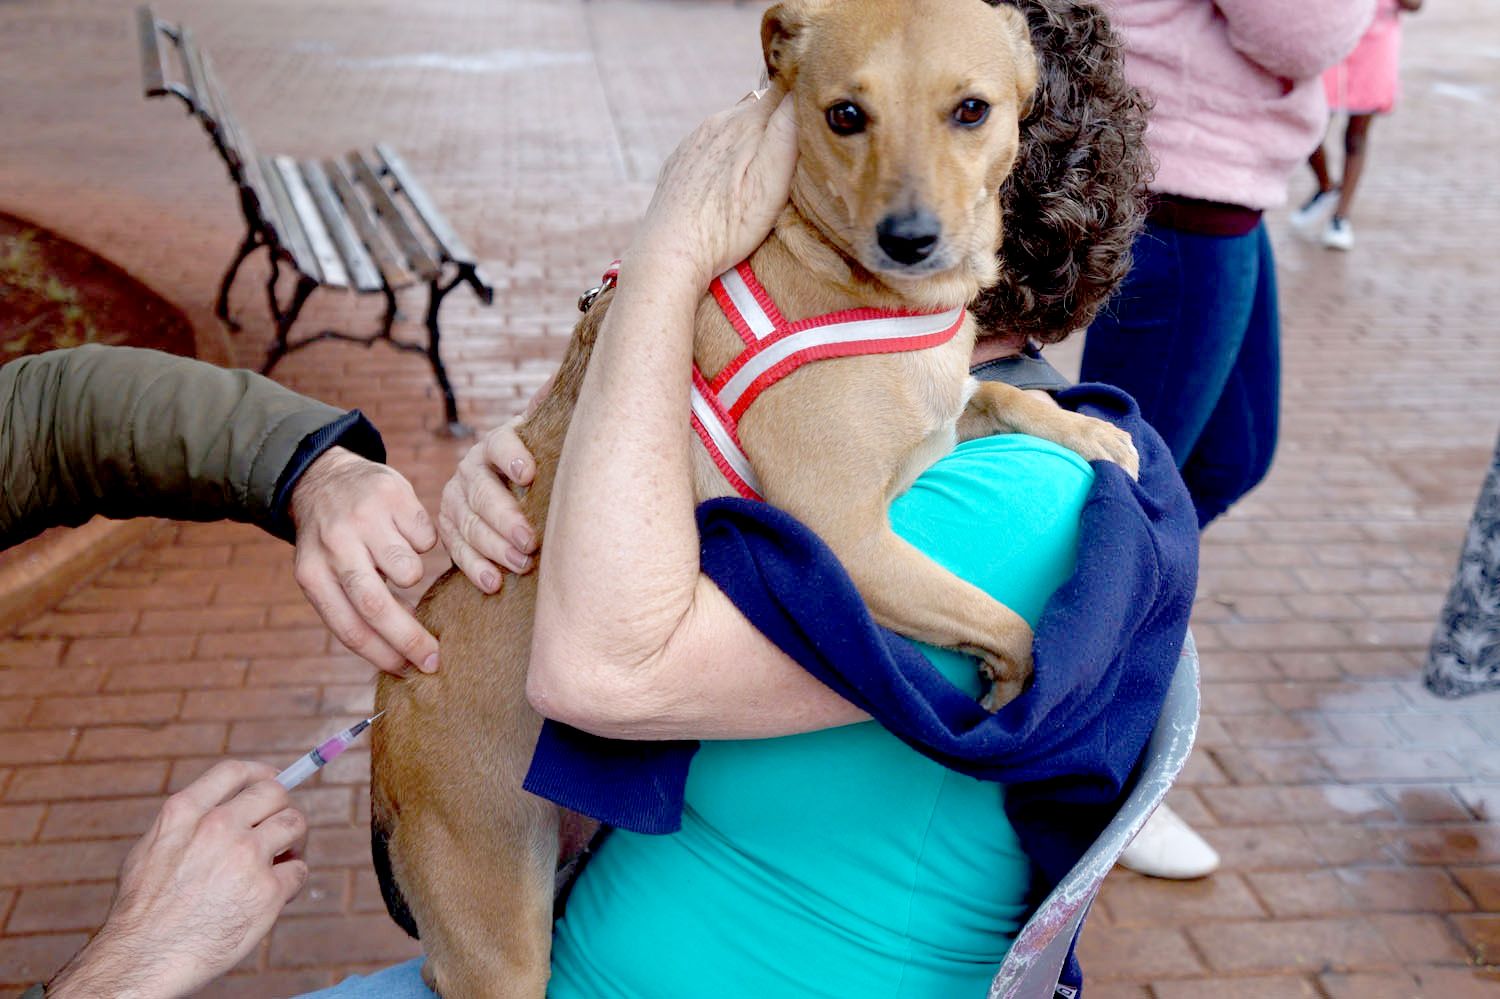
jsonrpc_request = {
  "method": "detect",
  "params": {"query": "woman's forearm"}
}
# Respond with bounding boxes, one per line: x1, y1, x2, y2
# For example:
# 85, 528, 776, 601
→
530, 257, 708, 700
526, 89, 846, 736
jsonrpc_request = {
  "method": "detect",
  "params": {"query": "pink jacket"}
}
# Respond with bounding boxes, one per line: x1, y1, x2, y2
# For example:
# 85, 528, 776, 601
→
1107, 0, 1378, 209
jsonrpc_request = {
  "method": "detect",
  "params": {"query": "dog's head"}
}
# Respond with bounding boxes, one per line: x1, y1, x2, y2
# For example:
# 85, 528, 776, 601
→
763, 0, 1037, 297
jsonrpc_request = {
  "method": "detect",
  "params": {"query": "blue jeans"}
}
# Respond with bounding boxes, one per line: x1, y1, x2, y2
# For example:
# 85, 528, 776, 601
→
1080, 220, 1280, 527
300, 958, 433, 998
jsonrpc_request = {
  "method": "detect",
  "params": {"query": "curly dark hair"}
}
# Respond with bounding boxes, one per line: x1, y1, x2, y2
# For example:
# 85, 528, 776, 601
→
971, 0, 1153, 345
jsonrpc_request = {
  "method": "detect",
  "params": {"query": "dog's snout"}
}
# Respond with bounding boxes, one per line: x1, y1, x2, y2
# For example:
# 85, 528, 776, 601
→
876, 211, 942, 266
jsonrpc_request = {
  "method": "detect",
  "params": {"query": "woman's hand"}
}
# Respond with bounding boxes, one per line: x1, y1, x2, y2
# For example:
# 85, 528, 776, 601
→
628, 87, 799, 290
438, 417, 539, 593
46, 762, 308, 999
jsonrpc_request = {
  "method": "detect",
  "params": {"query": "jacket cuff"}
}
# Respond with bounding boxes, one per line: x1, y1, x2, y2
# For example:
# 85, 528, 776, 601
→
267, 410, 387, 542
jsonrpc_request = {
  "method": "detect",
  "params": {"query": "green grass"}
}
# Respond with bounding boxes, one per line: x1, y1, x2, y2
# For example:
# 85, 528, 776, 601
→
0, 228, 103, 355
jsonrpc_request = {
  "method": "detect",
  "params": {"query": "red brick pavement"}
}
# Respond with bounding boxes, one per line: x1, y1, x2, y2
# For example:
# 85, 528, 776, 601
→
2, 0, 1500, 995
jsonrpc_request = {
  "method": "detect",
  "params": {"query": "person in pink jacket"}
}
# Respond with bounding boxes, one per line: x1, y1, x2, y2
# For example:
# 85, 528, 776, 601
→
1082, 0, 1376, 879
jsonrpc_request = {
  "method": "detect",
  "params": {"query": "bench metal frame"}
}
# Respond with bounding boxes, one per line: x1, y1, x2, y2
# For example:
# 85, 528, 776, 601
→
136, 6, 493, 435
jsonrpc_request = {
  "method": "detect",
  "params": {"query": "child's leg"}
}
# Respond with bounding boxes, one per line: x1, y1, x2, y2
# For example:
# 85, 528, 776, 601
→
1309, 140, 1337, 194
1334, 113, 1376, 220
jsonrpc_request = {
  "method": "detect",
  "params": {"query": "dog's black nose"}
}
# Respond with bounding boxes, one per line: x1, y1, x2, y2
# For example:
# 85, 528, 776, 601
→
876, 211, 942, 266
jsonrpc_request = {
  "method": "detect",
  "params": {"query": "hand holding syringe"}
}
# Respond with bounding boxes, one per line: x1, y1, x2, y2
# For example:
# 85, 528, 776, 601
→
276, 712, 383, 789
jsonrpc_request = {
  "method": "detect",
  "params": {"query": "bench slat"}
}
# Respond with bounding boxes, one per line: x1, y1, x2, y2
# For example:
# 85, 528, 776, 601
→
273, 156, 350, 288
327, 158, 415, 290
300, 160, 384, 293
374, 144, 476, 266
200, 52, 249, 170
259, 156, 322, 282
347, 149, 441, 281
176, 28, 208, 116
136, 6, 168, 97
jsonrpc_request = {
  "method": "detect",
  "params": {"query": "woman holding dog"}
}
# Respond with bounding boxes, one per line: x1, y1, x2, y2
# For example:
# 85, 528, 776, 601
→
309, 1, 1198, 995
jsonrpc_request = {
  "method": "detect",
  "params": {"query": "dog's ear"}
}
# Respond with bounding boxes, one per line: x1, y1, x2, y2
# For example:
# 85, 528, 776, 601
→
761, 2, 809, 86
993, 2, 1039, 117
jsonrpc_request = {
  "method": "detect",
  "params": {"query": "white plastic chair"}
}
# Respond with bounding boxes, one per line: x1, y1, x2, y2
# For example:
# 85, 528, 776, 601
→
987, 631, 1201, 999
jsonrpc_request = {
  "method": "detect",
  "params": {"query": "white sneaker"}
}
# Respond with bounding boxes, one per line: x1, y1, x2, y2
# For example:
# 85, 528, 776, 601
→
1321, 216, 1355, 251
1290, 189, 1339, 238
1116, 804, 1221, 880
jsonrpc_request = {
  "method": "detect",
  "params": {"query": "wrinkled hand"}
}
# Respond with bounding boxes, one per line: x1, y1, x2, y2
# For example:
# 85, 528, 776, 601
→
290, 446, 440, 675
439, 417, 539, 593
629, 86, 799, 290
46, 761, 308, 999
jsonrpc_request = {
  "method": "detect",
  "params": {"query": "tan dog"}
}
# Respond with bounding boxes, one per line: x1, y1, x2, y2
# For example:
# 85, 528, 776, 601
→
372, 1, 1136, 995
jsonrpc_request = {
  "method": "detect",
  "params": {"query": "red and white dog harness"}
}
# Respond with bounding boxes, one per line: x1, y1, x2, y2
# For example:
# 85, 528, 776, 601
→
583, 260, 966, 502
693, 261, 965, 500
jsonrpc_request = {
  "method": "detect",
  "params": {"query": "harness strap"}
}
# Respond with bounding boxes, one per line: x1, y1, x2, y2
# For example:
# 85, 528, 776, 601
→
694, 260, 964, 502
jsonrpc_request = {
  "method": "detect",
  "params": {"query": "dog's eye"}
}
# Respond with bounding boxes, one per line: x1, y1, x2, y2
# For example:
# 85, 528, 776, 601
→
952, 98, 990, 127
825, 101, 868, 136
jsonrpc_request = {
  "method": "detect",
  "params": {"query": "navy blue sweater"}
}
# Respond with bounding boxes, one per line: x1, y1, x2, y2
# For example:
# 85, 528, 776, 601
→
524, 383, 1199, 993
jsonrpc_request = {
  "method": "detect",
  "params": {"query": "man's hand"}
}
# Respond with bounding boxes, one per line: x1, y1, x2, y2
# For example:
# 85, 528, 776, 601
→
46, 761, 308, 999
438, 417, 540, 593
290, 446, 440, 675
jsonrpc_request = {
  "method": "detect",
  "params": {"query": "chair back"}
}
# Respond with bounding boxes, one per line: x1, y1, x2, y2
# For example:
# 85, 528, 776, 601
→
987, 632, 1201, 999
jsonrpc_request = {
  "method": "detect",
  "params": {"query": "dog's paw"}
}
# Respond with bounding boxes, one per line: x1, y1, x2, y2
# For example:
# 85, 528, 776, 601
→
972, 639, 1033, 713
1060, 415, 1140, 481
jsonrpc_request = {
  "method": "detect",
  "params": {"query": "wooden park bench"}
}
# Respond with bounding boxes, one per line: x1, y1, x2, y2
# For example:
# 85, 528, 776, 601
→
135, 6, 493, 436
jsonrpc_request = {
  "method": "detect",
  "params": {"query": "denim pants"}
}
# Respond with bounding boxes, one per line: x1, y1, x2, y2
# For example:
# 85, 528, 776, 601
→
1080, 220, 1281, 528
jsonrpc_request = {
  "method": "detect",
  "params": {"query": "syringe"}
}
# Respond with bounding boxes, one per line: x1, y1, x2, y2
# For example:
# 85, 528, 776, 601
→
275, 712, 384, 789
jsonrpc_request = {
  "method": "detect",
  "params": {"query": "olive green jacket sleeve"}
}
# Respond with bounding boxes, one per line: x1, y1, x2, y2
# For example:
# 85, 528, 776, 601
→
0, 345, 376, 548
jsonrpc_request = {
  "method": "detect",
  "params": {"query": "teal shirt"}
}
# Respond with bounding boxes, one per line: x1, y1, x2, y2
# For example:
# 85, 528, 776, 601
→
549, 435, 1095, 998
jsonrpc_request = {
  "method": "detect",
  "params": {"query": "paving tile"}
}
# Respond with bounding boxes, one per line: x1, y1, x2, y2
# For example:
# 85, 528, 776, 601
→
5, 761, 167, 802
39, 797, 166, 842
1075, 925, 1204, 980
1100, 871, 1265, 927
1368, 913, 1471, 964
5, 882, 113, 933
1152, 976, 1322, 999
1449, 913, 1500, 965
0, 932, 90, 989
268, 913, 423, 968
0, 840, 132, 887
1386, 825, 1500, 866
72, 722, 228, 761
1406, 966, 1500, 998
1382, 786, 1475, 824
1450, 866, 1500, 909
0, 807, 44, 845
103, 659, 248, 692
181, 686, 321, 720
1187, 917, 1398, 974
0, 732, 75, 767
28, 692, 181, 728
0, 641, 65, 669
1318, 970, 1426, 999
0, 667, 104, 698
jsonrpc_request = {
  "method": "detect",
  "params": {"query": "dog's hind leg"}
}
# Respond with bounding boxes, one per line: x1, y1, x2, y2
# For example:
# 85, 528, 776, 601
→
391, 784, 558, 998
371, 571, 559, 999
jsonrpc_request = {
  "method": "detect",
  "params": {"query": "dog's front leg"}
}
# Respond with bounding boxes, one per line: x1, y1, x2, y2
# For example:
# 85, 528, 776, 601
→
822, 516, 1035, 709
960, 381, 1139, 478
